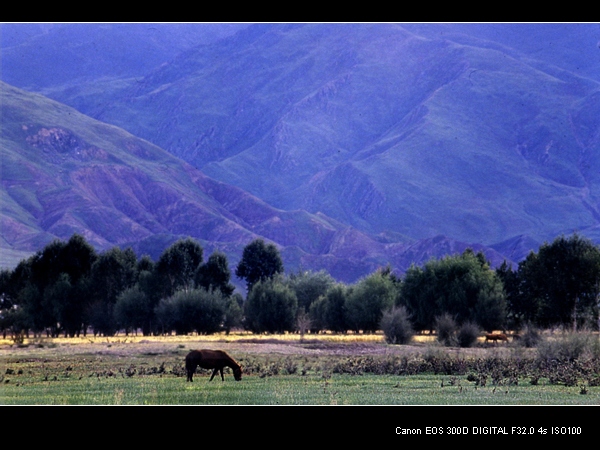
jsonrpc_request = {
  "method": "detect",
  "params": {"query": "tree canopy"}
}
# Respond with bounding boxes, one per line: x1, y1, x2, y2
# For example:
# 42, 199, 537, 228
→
400, 249, 507, 332
517, 234, 600, 330
345, 269, 398, 333
2, 232, 600, 338
196, 251, 235, 297
235, 239, 284, 292
156, 238, 203, 296
243, 276, 297, 333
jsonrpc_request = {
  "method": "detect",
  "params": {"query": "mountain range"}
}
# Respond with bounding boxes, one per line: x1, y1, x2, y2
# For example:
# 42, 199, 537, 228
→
2, 23, 600, 283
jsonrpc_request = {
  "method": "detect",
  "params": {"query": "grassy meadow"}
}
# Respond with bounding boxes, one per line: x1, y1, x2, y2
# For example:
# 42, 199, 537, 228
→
1, 331, 599, 405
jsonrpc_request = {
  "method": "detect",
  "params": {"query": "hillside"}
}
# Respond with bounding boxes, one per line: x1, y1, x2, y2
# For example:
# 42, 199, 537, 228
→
28, 23, 600, 250
5, 23, 600, 278
1, 81, 511, 280
0, 23, 247, 91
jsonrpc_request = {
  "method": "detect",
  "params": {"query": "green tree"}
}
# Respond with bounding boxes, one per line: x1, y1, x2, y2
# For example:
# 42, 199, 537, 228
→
190, 288, 229, 335
496, 260, 535, 330
223, 293, 243, 334
44, 273, 74, 336
133, 255, 163, 335
309, 283, 350, 333
8, 257, 39, 334
196, 250, 235, 297
319, 284, 350, 333
518, 234, 600, 330
399, 263, 438, 332
236, 239, 284, 293
136, 254, 155, 273
0, 268, 32, 339
285, 269, 335, 313
88, 247, 138, 336
244, 276, 297, 333
345, 270, 398, 333
308, 296, 326, 333
0, 269, 14, 338
154, 288, 228, 335
60, 234, 97, 286
114, 285, 150, 335
473, 278, 507, 332
10, 234, 97, 336
400, 249, 506, 332
156, 238, 204, 296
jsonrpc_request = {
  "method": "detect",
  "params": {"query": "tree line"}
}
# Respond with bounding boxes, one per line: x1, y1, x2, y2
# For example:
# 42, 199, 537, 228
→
1, 233, 599, 339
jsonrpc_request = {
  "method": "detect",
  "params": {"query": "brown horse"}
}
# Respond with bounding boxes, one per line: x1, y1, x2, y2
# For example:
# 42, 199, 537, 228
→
185, 349, 242, 382
484, 333, 508, 344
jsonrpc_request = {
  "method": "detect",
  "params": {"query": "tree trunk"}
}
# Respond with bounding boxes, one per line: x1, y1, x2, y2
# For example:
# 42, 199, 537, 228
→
572, 296, 578, 332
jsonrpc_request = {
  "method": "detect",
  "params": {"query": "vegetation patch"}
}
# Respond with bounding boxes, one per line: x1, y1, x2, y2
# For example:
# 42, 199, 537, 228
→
2, 332, 599, 405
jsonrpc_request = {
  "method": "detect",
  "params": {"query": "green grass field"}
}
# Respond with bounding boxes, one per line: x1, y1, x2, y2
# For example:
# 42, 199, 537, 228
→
3, 372, 598, 406
1, 333, 599, 405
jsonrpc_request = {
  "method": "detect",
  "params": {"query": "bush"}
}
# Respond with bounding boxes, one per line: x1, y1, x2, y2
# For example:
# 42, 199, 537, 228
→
518, 324, 541, 348
345, 272, 397, 333
244, 277, 298, 333
114, 286, 151, 335
222, 294, 243, 334
457, 321, 480, 348
380, 306, 414, 345
537, 330, 597, 362
435, 313, 458, 347
154, 288, 227, 335
309, 284, 348, 333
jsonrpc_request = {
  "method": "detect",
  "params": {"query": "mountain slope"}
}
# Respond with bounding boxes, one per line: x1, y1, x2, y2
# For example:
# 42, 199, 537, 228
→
53, 23, 600, 249
2, 81, 511, 280
0, 23, 248, 90
1, 81, 251, 253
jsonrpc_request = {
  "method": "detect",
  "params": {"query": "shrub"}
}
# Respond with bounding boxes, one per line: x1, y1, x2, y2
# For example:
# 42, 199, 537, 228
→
244, 277, 297, 333
457, 321, 480, 348
537, 330, 596, 362
223, 294, 243, 334
518, 324, 541, 348
154, 288, 227, 335
380, 306, 414, 345
309, 284, 348, 333
435, 313, 458, 347
401, 249, 506, 332
345, 271, 397, 333
114, 286, 151, 335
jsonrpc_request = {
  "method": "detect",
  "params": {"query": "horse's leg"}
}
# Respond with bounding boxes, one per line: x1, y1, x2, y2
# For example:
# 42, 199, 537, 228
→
220, 368, 225, 381
210, 368, 218, 381
186, 363, 194, 382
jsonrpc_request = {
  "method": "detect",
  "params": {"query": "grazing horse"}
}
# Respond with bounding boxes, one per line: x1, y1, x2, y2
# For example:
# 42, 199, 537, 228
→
484, 333, 508, 344
185, 349, 242, 382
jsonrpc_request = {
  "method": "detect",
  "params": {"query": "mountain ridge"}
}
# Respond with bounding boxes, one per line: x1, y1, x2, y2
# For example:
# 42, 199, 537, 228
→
46, 23, 600, 249
1, 81, 514, 282
5, 23, 599, 278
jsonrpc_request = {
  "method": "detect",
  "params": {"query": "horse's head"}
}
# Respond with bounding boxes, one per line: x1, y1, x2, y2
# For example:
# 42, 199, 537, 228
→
233, 365, 243, 381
